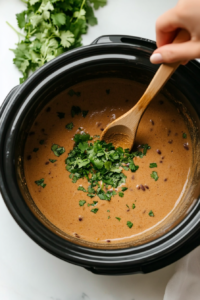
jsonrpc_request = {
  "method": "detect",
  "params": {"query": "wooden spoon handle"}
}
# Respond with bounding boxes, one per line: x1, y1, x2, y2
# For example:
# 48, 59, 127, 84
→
137, 29, 190, 110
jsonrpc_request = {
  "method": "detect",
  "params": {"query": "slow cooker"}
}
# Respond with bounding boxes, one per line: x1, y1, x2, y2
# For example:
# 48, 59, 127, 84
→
0, 35, 200, 275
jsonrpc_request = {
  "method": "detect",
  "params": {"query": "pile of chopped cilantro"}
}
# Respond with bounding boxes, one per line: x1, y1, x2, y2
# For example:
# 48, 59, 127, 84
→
8, 0, 107, 83
65, 133, 151, 201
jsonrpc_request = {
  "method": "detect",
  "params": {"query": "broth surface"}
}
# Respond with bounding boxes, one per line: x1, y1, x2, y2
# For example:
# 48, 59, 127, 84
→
24, 79, 192, 244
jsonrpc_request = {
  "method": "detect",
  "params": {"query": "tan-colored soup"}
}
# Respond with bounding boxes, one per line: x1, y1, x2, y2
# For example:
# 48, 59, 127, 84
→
24, 79, 192, 245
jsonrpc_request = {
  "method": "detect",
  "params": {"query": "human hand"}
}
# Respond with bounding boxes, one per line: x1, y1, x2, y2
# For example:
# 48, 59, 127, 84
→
150, 0, 200, 64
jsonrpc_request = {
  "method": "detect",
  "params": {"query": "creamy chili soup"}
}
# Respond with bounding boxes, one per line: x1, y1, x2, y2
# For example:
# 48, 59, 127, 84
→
24, 79, 192, 245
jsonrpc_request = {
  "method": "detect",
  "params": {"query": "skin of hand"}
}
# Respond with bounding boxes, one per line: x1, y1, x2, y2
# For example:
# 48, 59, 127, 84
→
150, 0, 200, 64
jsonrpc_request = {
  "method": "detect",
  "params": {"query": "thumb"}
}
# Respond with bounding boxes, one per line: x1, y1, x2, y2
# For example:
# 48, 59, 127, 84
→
150, 41, 200, 64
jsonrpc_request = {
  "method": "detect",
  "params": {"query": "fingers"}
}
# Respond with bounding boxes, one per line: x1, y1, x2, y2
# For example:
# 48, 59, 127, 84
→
150, 41, 200, 64
156, 8, 182, 48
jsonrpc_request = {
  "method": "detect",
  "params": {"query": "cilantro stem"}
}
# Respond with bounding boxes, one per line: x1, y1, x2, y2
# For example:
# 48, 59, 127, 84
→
21, 0, 28, 3
71, 0, 86, 23
6, 22, 25, 38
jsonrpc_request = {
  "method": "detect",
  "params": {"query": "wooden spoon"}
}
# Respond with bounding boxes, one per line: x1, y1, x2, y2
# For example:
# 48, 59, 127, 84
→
101, 29, 190, 150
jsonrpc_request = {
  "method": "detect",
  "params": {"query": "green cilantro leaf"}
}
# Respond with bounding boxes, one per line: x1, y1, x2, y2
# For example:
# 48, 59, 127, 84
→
127, 221, 133, 228
150, 163, 157, 168
85, 4, 97, 26
71, 106, 82, 117
150, 171, 159, 181
39, 140, 45, 145
60, 30, 75, 48
183, 133, 187, 139
149, 210, 154, 217
118, 192, 124, 197
66, 122, 74, 130
51, 144, 65, 157
89, 0, 107, 10
79, 200, 86, 206
88, 201, 98, 206
87, 193, 95, 198
35, 178, 46, 188
16, 12, 25, 29
78, 142, 89, 153
51, 13, 66, 27
121, 187, 128, 192
49, 159, 57, 163
57, 112, 65, 119
82, 110, 89, 118
132, 203, 136, 209
115, 217, 121, 221
78, 186, 87, 192
91, 208, 98, 213
140, 144, 151, 155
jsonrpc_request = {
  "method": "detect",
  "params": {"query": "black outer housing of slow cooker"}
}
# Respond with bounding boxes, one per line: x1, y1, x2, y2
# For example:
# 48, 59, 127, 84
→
0, 35, 200, 275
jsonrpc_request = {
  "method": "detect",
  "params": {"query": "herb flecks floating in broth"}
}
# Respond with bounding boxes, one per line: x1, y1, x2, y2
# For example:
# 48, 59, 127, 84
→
24, 79, 192, 245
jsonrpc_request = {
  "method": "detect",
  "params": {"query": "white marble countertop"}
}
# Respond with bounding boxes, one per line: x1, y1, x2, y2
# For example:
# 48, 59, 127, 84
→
0, 0, 178, 299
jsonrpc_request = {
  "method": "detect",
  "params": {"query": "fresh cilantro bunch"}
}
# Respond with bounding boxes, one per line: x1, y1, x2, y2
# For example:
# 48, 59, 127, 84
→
9, 0, 107, 83
65, 133, 151, 201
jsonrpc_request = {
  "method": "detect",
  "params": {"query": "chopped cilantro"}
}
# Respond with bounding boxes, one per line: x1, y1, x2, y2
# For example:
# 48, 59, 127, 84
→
149, 210, 154, 217
49, 159, 57, 163
108, 216, 110, 219
78, 186, 87, 192
122, 166, 129, 171
140, 144, 151, 155
126, 204, 130, 209
119, 192, 124, 197
87, 194, 95, 198
82, 110, 89, 118
150, 163, 157, 168
33, 148, 39, 152
51, 144, 65, 157
150, 171, 159, 181
65, 133, 149, 202
39, 140, 45, 145
88, 201, 98, 207
94, 135, 100, 138
129, 161, 139, 172
107, 210, 110, 212
122, 187, 128, 192
183, 133, 187, 139
65, 122, 74, 130
74, 132, 91, 144
91, 208, 98, 214
115, 217, 121, 221
127, 221, 133, 228
35, 178, 46, 188
71, 106, 82, 117
88, 186, 95, 193
57, 112, 65, 119
79, 200, 86, 206
132, 203, 136, 209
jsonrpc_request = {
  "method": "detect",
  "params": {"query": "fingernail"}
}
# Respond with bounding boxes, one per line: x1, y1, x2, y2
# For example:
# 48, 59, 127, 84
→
150, 53, 163, 64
